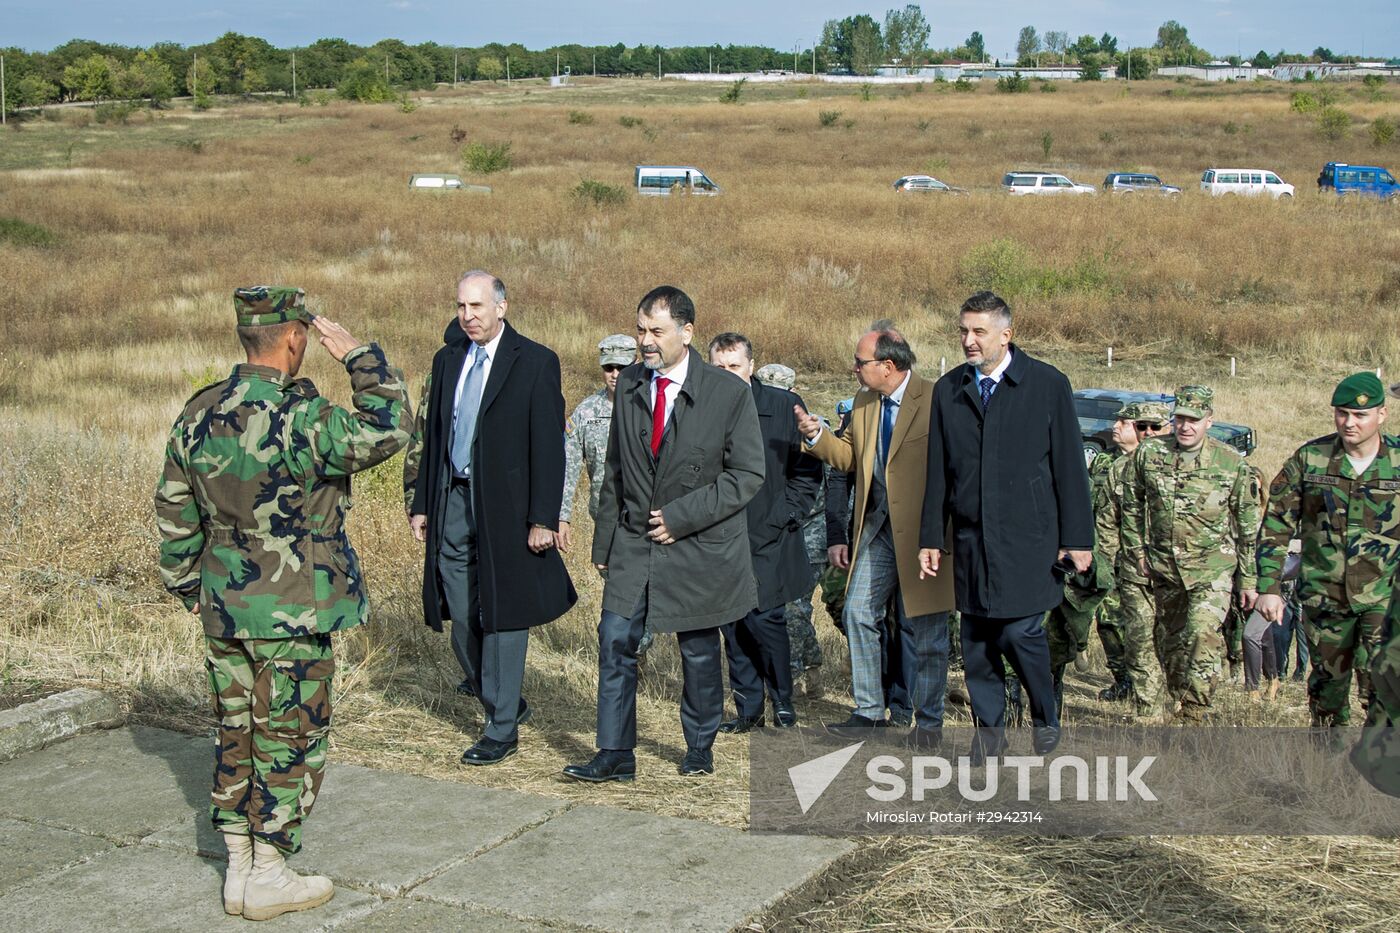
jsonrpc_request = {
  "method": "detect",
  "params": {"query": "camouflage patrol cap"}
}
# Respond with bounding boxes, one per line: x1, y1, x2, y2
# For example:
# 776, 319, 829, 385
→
1172, 385, 1214, 419
1331, 372, 1385, 410
597, 334, 637, 367
234, 286, 313, 327
756, 363, 796, 390
1120, 400, 1173, 426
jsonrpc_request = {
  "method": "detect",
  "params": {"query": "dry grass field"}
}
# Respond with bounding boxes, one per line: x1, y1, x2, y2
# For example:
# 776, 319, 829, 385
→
2, 76, 1400, 930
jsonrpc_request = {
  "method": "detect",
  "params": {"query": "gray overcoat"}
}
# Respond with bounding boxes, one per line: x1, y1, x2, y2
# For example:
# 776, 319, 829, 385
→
591, 348, 765, 632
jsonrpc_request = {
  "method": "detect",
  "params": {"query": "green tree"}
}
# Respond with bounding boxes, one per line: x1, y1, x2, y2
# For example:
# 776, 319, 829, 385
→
1016, 26, 1040, 65
1099, 33, 1119, 56
9, 73, 59, 111
1070, 35, 1100, 61
1155, 20, 1191, 54
186, 56, 217, 100
62, 54, 114, 101
1313, 47, 1335, 62
884, 5, 931, 68
1251, 50, 1274, 68
965, 31, 986, 62
476, 55, 503, 81
822, 15, 884, 75
115, 49, 175, 104
1043, 31, 1069, 61
337, 58, 395, 102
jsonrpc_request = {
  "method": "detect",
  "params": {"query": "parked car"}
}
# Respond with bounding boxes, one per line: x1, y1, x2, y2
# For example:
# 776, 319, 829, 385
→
1103, 172, 1180, 196
893, 174, 966, 194
1318, 162, 1400, 200
1075, 388, 1257, 464
408, 173, 491, 193
1002, 171, 1097, 196
635, 165, 720, 196
1200, 168, 1294, 199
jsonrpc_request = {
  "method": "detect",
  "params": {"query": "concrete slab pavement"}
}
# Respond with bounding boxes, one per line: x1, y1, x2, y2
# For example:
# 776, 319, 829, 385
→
0, 724, 852, 932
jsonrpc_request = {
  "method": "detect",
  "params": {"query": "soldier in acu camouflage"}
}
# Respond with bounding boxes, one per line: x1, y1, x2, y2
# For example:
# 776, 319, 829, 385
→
558, 334, 652, 654
1257, 372, 1400, 731
1121, 385, 1260, 723
757, 363, 826, 689
155, 286, 411, 920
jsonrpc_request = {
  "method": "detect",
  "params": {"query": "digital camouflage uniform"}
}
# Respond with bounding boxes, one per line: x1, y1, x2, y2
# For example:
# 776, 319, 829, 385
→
1222, 464, 1268, 678
155, 286, 411, 853
758, 364, 825, 675
1258, 374, 1400, 727
1121, 386, 1261, 721
1087, 449, 1128, 690
1352, 585, 1400, 797
1092, 401, 1173, 718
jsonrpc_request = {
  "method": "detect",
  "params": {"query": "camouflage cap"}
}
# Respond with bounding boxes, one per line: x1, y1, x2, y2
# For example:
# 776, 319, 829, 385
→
598, 333, 637, 367
234, 286, 313, 327
756, 363, 796, 390
1114, 400, 1173, 426
1172, 384, 1214, 419
1331, 372, 1384, 410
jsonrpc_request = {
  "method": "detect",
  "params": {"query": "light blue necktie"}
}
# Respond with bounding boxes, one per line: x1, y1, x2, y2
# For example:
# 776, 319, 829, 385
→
450, 346, 488, 475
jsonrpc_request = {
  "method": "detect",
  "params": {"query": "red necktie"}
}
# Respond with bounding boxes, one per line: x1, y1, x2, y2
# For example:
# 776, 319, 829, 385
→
651, 376, 671, 457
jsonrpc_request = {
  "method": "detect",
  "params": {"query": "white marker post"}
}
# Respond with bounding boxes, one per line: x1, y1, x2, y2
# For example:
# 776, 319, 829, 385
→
1230, 357, 1237, 378
940, 356, 946, 375
1107, 346, 1113, 368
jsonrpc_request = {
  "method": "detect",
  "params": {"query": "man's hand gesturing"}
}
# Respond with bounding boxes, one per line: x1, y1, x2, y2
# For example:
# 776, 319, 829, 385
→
794, 404, 822, 441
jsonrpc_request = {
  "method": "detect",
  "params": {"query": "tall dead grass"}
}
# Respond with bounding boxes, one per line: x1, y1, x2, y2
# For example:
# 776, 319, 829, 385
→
2, 77, 1398, 930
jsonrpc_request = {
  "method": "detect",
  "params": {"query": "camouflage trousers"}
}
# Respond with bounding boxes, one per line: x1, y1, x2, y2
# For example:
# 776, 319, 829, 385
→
1301, 603, 1383, 727
1152, 569, 1232, 717
206, 634, 334, 854
785, 561, 827, 674
1351, 603, 1400, 797
1095, 589, 1128, 683
1118, 576, 1165, 718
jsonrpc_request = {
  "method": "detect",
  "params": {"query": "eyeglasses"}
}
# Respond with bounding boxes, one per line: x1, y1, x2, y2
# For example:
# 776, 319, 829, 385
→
853, 356, 884, 369
601, 364, 625, 373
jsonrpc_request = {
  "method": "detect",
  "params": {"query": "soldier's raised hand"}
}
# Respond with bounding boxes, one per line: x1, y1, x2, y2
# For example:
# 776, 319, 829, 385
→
794, 404, 823, 441
311, 316, 363, 362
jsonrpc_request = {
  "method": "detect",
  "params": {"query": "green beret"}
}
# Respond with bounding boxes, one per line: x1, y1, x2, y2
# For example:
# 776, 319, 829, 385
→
1172, 384, 1213, 419
234, 286, 313, 327
1331, 372, 1384, 410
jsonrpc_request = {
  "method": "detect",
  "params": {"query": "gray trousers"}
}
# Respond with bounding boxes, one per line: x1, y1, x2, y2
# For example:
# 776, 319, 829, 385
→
596, 595, 723, 752
440, 480, 529, 743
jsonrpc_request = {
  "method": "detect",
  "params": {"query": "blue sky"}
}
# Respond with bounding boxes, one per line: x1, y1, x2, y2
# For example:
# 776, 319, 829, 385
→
7, 1, 1397, 59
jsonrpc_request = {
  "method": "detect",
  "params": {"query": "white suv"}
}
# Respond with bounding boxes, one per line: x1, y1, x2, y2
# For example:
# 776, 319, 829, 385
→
1002, 171, 1097, 196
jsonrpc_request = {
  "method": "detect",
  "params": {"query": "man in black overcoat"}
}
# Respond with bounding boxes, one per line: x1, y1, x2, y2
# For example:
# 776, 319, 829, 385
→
708, 333, 822, 731
918, 291, 1093, 759
404, 271, 576, 766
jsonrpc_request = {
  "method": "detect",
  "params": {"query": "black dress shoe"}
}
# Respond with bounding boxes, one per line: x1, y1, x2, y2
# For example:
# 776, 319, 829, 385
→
455, 679, 477, 697
825, 714, 888, 735
888, 710, 913, 727
774, 705, 798, 728
562, 750, 636, 783
718, 715, 764, 734
905, 726, 943, 751
1032, 726, 1061, 755
679, 747, 714, 775
968, 730, 1009, 766
460, 736, 517, 766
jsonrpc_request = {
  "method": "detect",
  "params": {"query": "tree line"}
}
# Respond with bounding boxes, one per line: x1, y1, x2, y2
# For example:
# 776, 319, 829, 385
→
1, 13, 1386, 113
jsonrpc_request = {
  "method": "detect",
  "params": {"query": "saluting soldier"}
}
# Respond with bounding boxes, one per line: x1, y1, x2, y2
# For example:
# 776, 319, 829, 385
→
1121, 385, 1260, 723
155, 287, 411, 920
1257, 372, 1400, 731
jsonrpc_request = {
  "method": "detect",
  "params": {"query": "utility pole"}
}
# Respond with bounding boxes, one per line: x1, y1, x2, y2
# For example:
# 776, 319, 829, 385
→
556, 52, 560, 77
812, 43, 816, 75
453, 52, 458, 87
506, 56, 511, 84
793, 43, 798, 73
593, 52, 596, 77
291, 52, 297, 97
385, 55, 390, 82
192, 52, 198, 100
657, 50, 661, 80
2, 56, 6, 126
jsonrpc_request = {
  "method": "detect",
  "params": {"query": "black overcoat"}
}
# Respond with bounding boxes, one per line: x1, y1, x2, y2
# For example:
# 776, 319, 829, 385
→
747, 378, 823, 612
919, 345, 1093, 618
591, 349, 765, 632
410, 320, 577, 633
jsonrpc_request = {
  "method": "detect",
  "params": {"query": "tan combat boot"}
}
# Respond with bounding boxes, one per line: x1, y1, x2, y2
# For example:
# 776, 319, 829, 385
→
241, 838, 334, 921
220, 829, 253, 916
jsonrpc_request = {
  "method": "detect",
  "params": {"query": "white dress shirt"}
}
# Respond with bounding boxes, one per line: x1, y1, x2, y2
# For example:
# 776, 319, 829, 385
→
649, 351, 690, 427
975, 347, 1014, 397
451, 325, 505, 476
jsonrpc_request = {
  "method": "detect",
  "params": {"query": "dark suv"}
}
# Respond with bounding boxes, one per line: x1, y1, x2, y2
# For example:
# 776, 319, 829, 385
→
1102, 173, 1181, 196
1075, 388, 1256, 463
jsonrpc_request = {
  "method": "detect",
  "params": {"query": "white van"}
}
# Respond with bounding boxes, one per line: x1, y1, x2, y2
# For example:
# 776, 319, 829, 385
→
634, 165, 720, 196
1200, 168, 1294, 199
